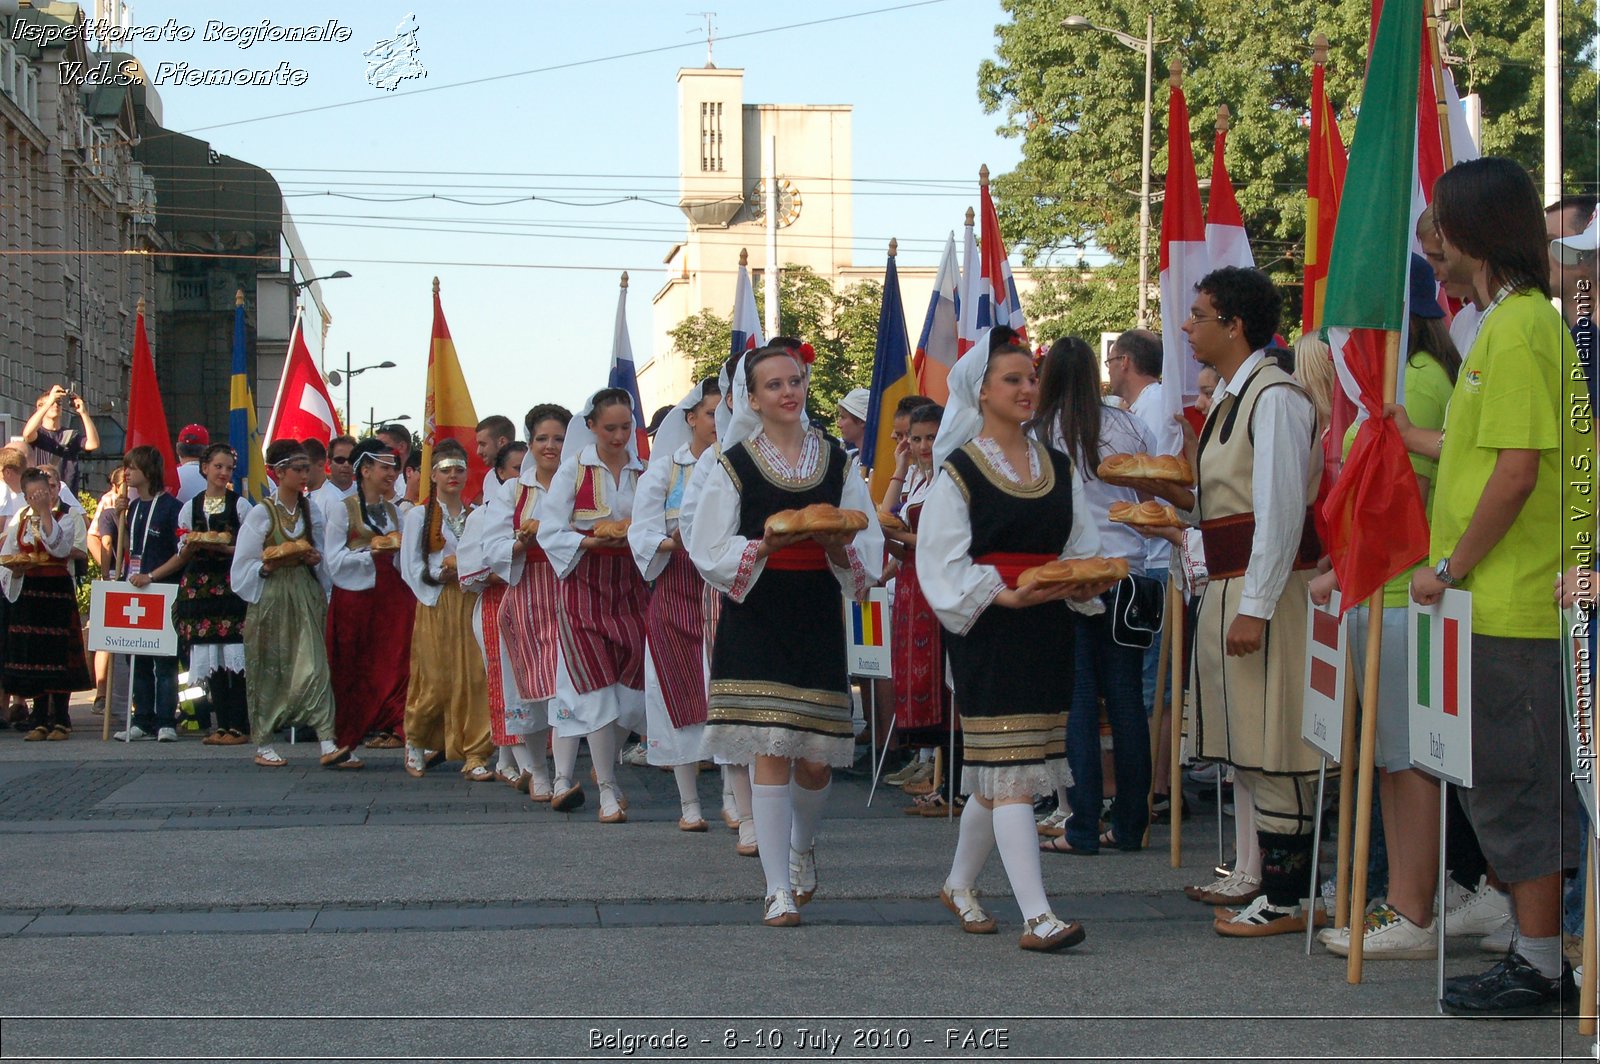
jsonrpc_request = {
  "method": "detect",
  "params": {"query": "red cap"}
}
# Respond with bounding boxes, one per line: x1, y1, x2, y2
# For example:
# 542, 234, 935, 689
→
177, 424, 209, 446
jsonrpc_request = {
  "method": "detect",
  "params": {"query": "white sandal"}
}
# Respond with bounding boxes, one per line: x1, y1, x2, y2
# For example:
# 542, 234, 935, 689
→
789, 847, 817, 906
940, 885, 998, 934
1019, 912, 1086, 952
763, 888, 800, 927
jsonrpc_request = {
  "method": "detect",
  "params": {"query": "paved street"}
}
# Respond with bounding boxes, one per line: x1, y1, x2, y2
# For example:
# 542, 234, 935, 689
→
0, 700, 1592, 1063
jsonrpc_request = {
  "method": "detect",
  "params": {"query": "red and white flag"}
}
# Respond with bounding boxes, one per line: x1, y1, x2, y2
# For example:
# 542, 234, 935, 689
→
264, 309, 343, 448
1205, 110, 1254, 270
1158, 72, 1211, 439
103, 590, 166, 632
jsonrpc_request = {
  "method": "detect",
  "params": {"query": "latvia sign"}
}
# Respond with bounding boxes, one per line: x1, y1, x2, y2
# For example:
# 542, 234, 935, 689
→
1301, 590, 1346, 761
87, 580, 177, 656
1407, 589, 1472, 787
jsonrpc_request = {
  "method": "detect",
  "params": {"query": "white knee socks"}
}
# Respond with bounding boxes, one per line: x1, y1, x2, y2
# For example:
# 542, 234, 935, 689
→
993, 803, 1051, 920
552, 734, 581, 784
1234, 775, 1262, 878
789, 778, 831, 853
730, 765, 753, 822
673, 763, 701, 821
946, 799, 995, 891
751, 782, 793, 896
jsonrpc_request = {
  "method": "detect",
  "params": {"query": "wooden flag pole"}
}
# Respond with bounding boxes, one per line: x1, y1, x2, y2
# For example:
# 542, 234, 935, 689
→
1581, 837, 1597, 1035
1144, 581, 1173, 850
1424, 1, 1455, 167
1332, 643, 1360, 928
1347, 329, 1403, 983
1169, 571, 1186, 868
101, 502, 130, 742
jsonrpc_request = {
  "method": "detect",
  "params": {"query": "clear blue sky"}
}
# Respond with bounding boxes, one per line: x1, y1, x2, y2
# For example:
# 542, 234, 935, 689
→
123, 0, 1032, 426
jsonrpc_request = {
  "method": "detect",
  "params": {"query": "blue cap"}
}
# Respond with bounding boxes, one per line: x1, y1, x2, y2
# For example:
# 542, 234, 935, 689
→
1410, 253, 1444, 319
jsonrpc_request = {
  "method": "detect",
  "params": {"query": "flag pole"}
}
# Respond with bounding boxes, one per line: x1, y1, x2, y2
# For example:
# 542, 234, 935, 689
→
1346, 329, 1402, 982
1166, 57, 1187, 871
1144, 580, 1172, 849
1333, 641, 1359, 928
1424, 2, 1455, 167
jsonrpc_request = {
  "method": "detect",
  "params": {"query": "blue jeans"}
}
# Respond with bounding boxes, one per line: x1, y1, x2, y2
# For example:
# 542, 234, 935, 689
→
131, 655, 179, 731
1066, 609, 1151, 850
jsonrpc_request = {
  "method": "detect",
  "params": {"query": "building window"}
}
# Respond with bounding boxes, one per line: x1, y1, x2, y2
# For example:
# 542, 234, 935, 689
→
700, 101, 723, 173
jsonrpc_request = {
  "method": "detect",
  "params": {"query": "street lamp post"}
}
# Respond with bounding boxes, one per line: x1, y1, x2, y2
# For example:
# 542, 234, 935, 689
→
326, 353, 397, 432
367, 410, 411, 437
1063, 13, 1163, 328
291, 269, 352, 293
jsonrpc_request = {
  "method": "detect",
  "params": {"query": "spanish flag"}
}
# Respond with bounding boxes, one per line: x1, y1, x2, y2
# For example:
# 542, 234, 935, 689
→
420, 278, 486, 503
861, 242, 917, 504
1302, 37, 1347, 332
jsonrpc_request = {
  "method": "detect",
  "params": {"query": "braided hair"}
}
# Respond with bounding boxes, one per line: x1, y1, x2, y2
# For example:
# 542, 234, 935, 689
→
263, 439, 316, 550
348, 437, 398, 535
417, 437, 469, 586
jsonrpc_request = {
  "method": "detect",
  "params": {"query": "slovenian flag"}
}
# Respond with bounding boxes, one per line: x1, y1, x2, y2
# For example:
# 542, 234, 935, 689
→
1158, 66, 1210, 435
607, 271, 649, 460
862, 246, 916, 502
228, 290, 267, 503
914, 233, 960, 404
731, 250, 765, 359
852, 597, 885, 648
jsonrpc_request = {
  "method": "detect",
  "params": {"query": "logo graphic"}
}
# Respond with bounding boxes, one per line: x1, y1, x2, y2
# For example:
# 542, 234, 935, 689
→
364, 13, 426, 92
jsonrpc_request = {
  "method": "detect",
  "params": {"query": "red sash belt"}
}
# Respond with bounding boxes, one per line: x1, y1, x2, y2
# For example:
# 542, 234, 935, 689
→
975, 551, 1056, 590
766, 541, 829, 571
1198, 509, 1322, 581
522, 542, 548, 564
30, 564, 69, 578
586, 543, 630, 558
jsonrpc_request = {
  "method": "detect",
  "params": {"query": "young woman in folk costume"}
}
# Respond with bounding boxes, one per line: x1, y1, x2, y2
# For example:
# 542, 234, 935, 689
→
628, 376, 722, 831
457, 463, 537, 789
0, 466, 92, 740
399, 438, 493, 782
686, 345, 884, 927
536, 389, 649, 822
918, 337, 1118, 952
171, 444, 252, 746
229, 439, 348, 769
324, 439, 415, 752
485, 404, 570, 803
880, 402, 961, 810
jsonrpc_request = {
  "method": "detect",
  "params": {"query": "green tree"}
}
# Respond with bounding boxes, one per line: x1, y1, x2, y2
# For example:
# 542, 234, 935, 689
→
978, 0, 1597, 336
665, 266, 881, 417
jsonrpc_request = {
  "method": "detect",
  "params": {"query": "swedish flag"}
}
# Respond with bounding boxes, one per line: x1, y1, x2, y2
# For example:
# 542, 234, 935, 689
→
229, 290, 267, 502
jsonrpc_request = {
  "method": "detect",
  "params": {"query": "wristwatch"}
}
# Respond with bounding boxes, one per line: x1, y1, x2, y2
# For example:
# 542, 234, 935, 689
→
1434, 557, 1457, 586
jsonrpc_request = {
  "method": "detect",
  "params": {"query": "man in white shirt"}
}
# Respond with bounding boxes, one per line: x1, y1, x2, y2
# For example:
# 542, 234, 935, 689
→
312, 434, 358, 519
474, 415, 516, 503
376, 424, 413, 503
174, 425, 209, 504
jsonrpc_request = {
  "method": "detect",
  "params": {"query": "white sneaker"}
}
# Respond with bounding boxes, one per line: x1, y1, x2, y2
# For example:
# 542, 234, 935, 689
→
1478, 921, 1515, 954
762, 888, 800, 927
1442, 876, 1511, 937
114, 725, 151, 741
789, 847, 817, 905
156, 727, 177, 742
1322, 903, 1437, 959
621, 743, 649, 767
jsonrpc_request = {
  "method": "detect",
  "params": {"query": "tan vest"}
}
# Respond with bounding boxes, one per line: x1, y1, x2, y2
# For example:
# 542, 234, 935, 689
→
1196, 359, 1322, 522
342, 494, 400, 549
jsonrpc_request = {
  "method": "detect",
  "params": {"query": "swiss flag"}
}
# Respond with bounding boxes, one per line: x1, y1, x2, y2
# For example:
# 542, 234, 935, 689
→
265, 308, 342, 448
104, 591, 165, 631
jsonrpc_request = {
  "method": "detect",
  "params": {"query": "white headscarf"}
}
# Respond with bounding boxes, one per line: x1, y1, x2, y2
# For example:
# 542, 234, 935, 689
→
722, 349, 816, 450
654, 379, 707, 462
561, 388, 641, 466
713, 355, 737, 439
931, 329, 996, 470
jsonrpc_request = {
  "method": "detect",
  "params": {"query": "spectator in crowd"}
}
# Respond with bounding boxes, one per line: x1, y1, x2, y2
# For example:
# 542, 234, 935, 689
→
475, 415, 517, 499
301, 438, 329, 494
313, 435, 358, 521
22, 384, 99, 495
376, 424, 414, 502
175, 425, 209, 504
836, 388, 870, 457
494, 442, 526, 484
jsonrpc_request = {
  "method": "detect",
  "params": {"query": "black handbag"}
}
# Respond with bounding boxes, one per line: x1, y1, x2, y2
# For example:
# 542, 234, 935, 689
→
1110, 573, 1166, 650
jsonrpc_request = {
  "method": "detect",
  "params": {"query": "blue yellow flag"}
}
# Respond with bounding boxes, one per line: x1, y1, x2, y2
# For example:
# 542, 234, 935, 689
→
229, 290, 267, 502
861, 245, 917, 503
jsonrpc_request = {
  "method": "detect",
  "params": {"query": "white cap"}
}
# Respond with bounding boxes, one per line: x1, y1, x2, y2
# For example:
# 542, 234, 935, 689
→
1552, 212, 1599, 265
838, 387, 871, 421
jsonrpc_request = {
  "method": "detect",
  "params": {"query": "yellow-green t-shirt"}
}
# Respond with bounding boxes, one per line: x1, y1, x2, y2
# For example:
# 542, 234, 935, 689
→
1430, 290, 1595, 638
1342, 351, 1455, 608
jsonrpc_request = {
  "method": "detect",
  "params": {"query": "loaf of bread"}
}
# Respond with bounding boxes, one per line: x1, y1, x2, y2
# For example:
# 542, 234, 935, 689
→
591, 519, 630, 540
876, 509, 907, 532
764, 503, 871, 537
0, 551, 49, 570
519, 518, 540, 537
1096, 453, 1195, 485
262, 539, 313, 565
1108, 500, 1187, 528
368, 532, 402, 553
187, 530, 233, 547
1018, 556, 1130, 588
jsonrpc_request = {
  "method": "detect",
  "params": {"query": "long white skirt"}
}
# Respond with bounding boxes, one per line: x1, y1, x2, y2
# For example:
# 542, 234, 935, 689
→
549, 641, 646, 738
642, 643, 707, 766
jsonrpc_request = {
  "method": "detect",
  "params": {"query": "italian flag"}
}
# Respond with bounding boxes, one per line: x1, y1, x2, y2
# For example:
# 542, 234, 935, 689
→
1320, 0, 1431, 613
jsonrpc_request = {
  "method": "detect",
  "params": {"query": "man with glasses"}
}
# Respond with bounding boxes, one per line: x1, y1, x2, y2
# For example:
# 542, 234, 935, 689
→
313, 435, 358, 522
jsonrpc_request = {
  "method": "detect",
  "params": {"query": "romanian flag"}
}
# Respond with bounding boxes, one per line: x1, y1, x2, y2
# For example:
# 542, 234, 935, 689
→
420, 278, 486, 503
861, 246, 916, 503
1320, 0, 1431, 614
228, 290, 267, 503
126, 300, 178, 495
852, 597, 885, 648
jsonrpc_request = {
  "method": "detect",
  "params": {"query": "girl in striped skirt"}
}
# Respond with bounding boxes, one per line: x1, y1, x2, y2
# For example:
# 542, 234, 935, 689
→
686, 346, 883, 927
628, 377, 721, 832
537, 389, 649, 823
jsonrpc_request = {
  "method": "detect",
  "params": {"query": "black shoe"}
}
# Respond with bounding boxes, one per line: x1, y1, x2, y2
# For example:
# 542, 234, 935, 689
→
1033, 793, 1059, 816
1440, 953, 1576, 1017
1150, 794, 1190, 823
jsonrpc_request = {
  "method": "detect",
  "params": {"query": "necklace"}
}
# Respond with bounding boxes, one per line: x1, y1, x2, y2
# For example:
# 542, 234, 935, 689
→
443, 504, 467, 539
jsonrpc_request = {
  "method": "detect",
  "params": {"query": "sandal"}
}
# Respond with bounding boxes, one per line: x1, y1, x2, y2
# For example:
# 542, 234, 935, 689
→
940, 886, 998, 935
333, 755, 365, 771
1039, 836, 1097, 856
253, 752, 286, 768
1098, 828, 1141, 852
318, 746, 352, 767
762, 888, 801, 928
550, 779, 585, 812
528, 780, 553, 803
463, 764, 497, 783
1019, 912, 1086, 952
